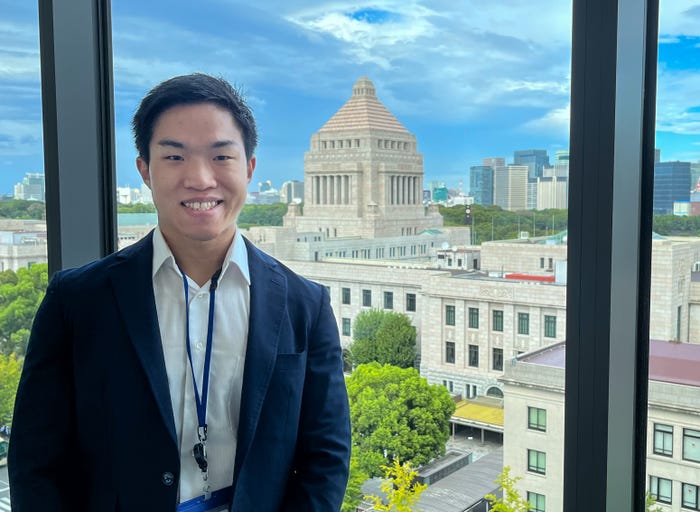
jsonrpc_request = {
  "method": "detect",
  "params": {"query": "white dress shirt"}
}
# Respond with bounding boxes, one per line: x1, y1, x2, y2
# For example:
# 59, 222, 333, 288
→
152, 227, 250, 504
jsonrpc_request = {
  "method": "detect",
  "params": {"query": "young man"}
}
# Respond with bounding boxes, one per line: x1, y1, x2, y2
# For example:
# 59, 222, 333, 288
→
9, 74, 351, 511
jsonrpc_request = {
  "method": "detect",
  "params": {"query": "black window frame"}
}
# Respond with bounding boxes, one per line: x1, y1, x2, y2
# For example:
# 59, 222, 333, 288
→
683, 428, 700, 463
341, 287, 351, 305
492, 347, 503, 371
445, 305, 456, 326
544, 315, 556, 338
468, 307, 479, 329
383, 291, 393, 310
492, 310, 504, 332
518, 312, 530, 335
653, 423, 673, 457
406, 293, 416, 312
527, 492, 546, 512
527, 449, 546, 475
649, 475, 672, 505
468, 344, 479, 368
682, 483, 699, 510
362, 289, 371, 307
445, 341, 455, 364
528, 406, 547, 432
341, 317, 351, 337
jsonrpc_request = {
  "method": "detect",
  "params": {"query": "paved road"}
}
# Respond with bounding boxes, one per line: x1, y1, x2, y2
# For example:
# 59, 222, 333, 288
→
0, 465, 9, 511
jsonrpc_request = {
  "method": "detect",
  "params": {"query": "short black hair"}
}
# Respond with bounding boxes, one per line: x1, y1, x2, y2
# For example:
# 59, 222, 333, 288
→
132, 73, 258, 164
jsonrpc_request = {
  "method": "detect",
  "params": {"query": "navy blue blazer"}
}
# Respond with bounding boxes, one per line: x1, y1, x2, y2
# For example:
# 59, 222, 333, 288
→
8, 232, 351, 511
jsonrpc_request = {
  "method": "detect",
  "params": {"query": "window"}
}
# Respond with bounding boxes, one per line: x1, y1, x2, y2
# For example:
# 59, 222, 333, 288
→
683, 428, 700, 463
528, 449, 546, 475
653, 424, 673, 457
341, 287, 351, 305
383, 291, 393, 310
406, 293, 416, 312
362, 289, 371, 307
492, 310, 504, 332
445, 341, 455, 364
528, 407, 547, 432
445, 305, 456, 326
466, 384, 477, 399
527, 492, 546, 512
468, 307, 479, 329
518, 312, 530, 335
468, 345, 479, 367
492, 348, 503, 371
544, 315, 556, 338
442, 379, 453, 392
341, 318, 351, 337
649, 476, 672, 505
682, 483, 699, 510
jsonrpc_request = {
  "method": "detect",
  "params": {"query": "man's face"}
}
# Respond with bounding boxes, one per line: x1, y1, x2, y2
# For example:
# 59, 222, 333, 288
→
137, 103, 255, 253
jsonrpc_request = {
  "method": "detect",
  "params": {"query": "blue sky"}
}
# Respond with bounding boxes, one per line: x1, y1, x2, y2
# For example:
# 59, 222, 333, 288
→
1, 0, 700, 195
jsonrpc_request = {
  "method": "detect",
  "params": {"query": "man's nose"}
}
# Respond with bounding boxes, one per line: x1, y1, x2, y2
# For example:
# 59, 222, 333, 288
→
184, 158, 217, 189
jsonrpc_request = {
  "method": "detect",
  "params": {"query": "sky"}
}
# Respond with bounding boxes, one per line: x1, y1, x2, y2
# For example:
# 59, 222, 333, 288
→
1, 0, 700, 195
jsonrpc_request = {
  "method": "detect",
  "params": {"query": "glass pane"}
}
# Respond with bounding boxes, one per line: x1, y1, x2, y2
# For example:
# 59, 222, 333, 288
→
647, 3, 700, 511
1, 1, 48, 508
112, 1, 571, 510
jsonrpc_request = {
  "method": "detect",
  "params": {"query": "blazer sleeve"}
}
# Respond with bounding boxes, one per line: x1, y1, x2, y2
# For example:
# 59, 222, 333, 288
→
9, 273, 80, 511
281, 285, 351, 511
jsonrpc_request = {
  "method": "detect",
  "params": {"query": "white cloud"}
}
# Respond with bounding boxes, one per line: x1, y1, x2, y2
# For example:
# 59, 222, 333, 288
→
522, 105, 570, 138
0, 119, 43, 156
656, 67, 700, 135
659, 1, 700, 38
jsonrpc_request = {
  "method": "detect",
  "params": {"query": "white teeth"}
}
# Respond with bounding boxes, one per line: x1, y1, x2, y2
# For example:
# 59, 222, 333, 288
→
183, 201, 219, 211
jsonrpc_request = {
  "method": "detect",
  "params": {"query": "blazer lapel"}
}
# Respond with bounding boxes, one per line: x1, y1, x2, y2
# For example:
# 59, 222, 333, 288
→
233, 239, 287, 485
109, 233, 178, 447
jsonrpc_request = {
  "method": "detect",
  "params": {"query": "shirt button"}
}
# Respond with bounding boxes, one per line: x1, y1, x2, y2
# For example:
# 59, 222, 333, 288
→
162, 472, 175, 486
195, 341, 204, 351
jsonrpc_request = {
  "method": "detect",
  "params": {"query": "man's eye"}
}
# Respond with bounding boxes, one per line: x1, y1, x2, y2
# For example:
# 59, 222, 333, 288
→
213, 155, 233, 161
165, 155, 184, 161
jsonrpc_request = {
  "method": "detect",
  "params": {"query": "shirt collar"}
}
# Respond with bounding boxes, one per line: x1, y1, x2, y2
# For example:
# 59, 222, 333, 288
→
152, 226, 250, 286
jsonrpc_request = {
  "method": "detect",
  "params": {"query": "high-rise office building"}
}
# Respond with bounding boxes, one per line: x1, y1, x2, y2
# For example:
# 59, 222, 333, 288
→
494, 165, 528, 211
469, 165, 494, 206
483, 157, 506, 169
281, 180, 304, 203
514, 149, 551, 180
653, 161, 691, 214
13, 173, 45, 201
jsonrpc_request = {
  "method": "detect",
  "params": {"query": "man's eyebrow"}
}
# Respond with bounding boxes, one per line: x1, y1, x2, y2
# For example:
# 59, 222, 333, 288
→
156, 139, 185, 149
211, 140, 238, 149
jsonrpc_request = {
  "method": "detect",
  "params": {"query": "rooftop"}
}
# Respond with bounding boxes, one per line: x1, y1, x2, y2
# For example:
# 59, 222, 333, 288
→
519, 339, 700, 387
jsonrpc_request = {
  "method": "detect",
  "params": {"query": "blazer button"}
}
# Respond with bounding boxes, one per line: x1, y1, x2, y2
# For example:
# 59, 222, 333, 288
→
162, 472, 175, 486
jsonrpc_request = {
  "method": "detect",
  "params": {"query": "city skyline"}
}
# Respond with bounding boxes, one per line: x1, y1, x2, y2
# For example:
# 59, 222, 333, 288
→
1, 1, 700, 195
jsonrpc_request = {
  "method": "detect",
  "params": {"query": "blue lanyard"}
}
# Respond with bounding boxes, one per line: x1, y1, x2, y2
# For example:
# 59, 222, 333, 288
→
180, 268, 222, 441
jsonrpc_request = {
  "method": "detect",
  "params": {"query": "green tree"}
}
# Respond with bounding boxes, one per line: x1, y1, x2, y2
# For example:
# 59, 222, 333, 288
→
645, 492, 663, 512
349, 310, 416, 368
0, 353, 22, 426
365, 459, 427, 512
484, 466, 531, 512
0, 264, 49, 356
347, 363, 455, 477
117, 202, 156, 213
341, 454, 369, 512
237, 203, 289, 228
0, 199, 46, 220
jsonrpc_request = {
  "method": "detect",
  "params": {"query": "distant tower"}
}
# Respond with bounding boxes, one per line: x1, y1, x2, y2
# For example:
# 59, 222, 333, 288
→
286, 77, 442, 238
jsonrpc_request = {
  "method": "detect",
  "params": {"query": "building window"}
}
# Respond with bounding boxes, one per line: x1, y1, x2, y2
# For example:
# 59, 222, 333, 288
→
492, 310, 504, 332
466, 384, 477, 399
341, 287, 351, 305
528, 407, 547, 432
683, 428, 700, 463
342, 318, 351, 336
682, 483, 699, 510
442, 380, 453, 392
492, 348, 503, 371
649, 476, 672, 505
527, 492, 546, 512
544, 315, 557, 338
406, 293, 416, 312
445, 341, 455, 364
518, 312, 530, 335
384, 291, 394, 309
468, 345, 479, 367
446, 305, 456, 326
540, 257, 545, 269
527, 449, 546, 475
653, 423, 673, 457
468, 307, 479, 329
362, 289, 371, 307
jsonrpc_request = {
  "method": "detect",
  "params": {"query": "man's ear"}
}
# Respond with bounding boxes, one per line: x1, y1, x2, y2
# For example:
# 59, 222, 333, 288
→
247, 156, 256, 184
136, 157, 151, 188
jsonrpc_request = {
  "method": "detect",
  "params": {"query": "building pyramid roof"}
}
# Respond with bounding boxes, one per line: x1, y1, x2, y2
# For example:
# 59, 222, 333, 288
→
319, 77, 409, 133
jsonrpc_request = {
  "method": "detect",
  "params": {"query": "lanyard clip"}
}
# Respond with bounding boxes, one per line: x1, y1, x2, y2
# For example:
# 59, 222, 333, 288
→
197, 424, 208, 443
